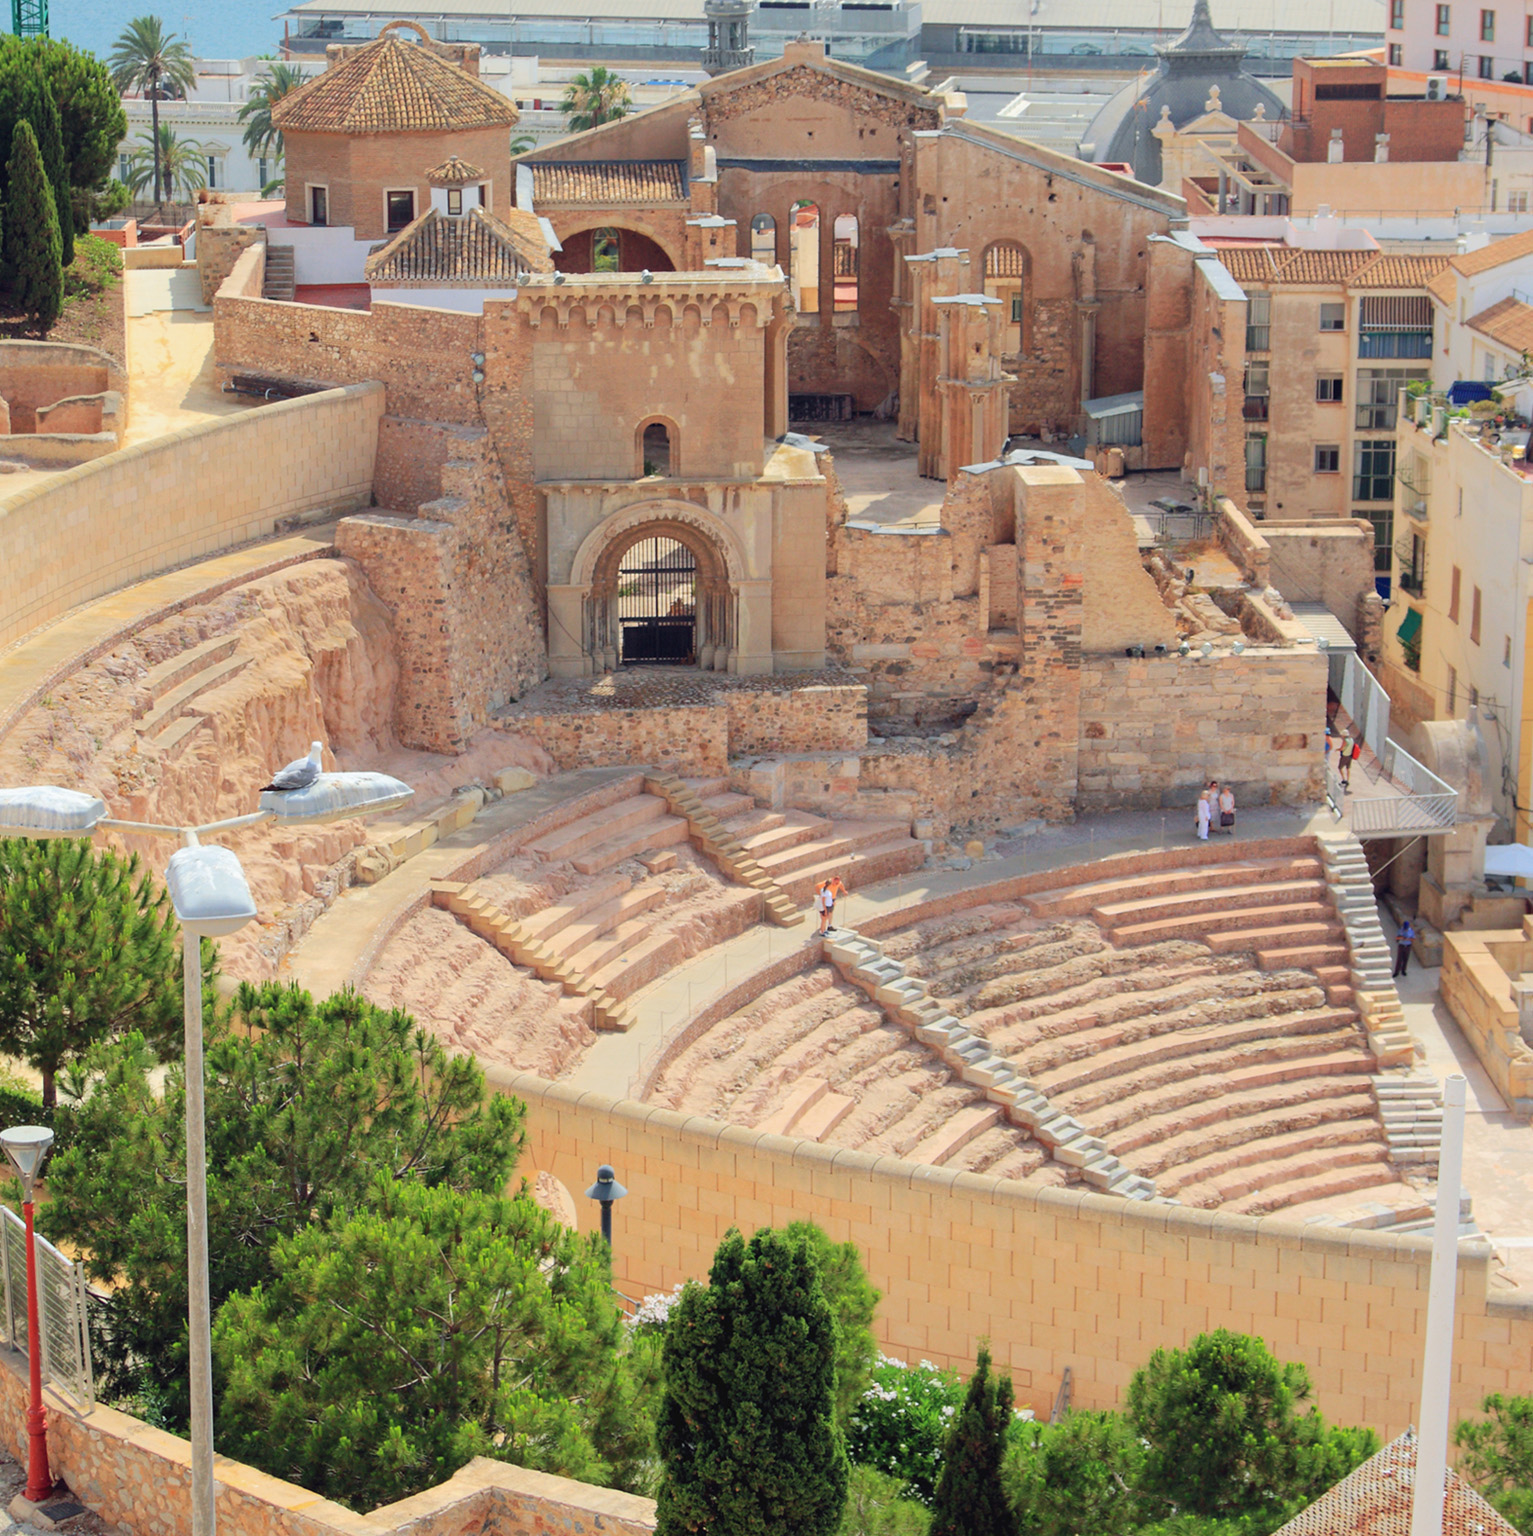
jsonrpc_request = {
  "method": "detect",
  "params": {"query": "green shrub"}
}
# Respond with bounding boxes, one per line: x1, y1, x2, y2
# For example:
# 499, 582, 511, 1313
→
847, 1354, 965, 1504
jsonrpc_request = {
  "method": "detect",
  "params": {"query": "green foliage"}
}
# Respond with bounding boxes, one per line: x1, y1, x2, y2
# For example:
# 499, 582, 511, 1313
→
214, 1177, 654, 1511
840, 1465, 931, 1536
85, 179, 131, 225
1456, 1394, 1533, 1534
0, 838, 180, 1106
108, 17, 195, 206
68, 232, 123, 293
39, 982, 525, 1424
927, 1345, 1017, 1536
510, 133, 536, 155
28, 36, 127, 204
786, 1221, 880, 1429
847, 1355, 964, 1504
124, 126, 207, 203
657, 1226, 849, 1536
1126, 1330, 1378, 1533
237, 63, 305, 158
1006, 1409, 1146, 1536
19, 70, 73, 266
560, 66, 632, 130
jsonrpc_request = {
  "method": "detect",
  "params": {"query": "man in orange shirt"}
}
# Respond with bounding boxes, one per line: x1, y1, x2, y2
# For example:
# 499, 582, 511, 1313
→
816, 875, 849, 935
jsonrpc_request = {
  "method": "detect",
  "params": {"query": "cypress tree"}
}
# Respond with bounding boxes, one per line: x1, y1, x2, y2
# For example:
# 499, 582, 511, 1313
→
29, 71, 73, 267
928, 1345, 1020, 1536
5, 120, 62, 328
657, 1227, 849, 1536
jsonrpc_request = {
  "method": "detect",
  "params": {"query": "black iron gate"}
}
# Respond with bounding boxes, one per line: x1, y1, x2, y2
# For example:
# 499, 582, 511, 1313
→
617, 536, 697, 664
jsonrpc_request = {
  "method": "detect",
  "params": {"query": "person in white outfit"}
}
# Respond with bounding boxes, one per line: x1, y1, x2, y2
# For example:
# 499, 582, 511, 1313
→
1196, 786, 1212, 840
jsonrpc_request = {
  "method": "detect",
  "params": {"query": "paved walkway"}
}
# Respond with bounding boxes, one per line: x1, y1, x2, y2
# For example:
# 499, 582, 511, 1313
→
0, 524, 338, 746
1377, 902, 1533, 1290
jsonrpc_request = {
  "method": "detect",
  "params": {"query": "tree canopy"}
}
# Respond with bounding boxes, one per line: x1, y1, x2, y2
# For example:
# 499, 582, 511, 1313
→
237, 62, 305, 163
560, 66, 632, 131
1456, 1393, 1533, 1534
108, 16, 196, 208
927, 1345, 1018, 1536
40, 982, 525, 1424
785, 1220, 881, 1430
0, 838, 181, 1107
657, 1226, 849, 1536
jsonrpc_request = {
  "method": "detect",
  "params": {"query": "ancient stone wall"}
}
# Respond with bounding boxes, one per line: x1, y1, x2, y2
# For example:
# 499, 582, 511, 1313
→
724, 684, 866, 756
1142, 236, 1196, 471
1186, 260, 1247, 506
197, 224, 263, 305
372, 415, 458, 514
1262, 520, 1379, 643
505, 704, 730, 775
0, 382, 383, 652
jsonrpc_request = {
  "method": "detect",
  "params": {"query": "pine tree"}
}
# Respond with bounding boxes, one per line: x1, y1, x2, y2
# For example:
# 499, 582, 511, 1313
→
657, 1226, 849, 1536
928, 1345, 1020, 1536
0, 836, 179, 1104
4, 121, 63, 329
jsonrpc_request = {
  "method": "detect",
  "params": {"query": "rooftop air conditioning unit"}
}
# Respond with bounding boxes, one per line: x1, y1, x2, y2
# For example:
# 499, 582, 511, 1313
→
1426, 74, 1449, 100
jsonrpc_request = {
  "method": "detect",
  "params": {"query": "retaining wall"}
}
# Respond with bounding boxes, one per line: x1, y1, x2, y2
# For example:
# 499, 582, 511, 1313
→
0, 382, 383, 652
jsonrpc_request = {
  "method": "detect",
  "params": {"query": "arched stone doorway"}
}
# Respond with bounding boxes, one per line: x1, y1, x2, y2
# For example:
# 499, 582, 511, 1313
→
583, 513, 740, 673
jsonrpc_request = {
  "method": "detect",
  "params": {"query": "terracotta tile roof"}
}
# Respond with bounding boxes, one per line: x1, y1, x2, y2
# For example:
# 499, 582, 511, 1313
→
272, 34, 520, 135
425, 154, 485, 185
1467, 294, 1533, 353
1215, 247, 1448, 290
1429, 265, 1458, 307
529, 159, 688, 205
1272, 1432, 1518, 1536
365, 205, 552, 284
1451, 225, 1533, 276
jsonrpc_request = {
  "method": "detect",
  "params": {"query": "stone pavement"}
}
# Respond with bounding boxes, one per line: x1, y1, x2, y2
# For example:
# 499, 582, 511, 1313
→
1376, 901, 1533, 1291
0, 524, 339, 748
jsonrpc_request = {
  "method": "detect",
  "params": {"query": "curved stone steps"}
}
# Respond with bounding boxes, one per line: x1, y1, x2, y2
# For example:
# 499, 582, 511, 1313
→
1022, 1002, 1351, 1096
1109, 902, 1340, 949
1143, 1115, 1389, 1198
939, 1123, 1051, 1180
957, 938, 1233, 1016
1216, 1146, 1399, 1216
1023, 855, 1326, 919
1073, 1049, 1375, 1143
1090, 878, 1329, 928
1119, 1089, 1384, 1180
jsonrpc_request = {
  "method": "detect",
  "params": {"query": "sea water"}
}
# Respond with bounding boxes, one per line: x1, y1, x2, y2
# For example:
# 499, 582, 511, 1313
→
50, 0, 281, 63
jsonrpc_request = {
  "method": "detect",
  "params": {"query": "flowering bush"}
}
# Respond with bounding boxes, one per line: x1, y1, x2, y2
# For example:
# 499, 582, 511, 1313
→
846, 1354, 964, 1504
628, 1282, 685, 1335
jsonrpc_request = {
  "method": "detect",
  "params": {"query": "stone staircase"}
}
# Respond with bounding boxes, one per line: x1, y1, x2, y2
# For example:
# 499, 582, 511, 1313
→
262, 244, 294, 302
133, 634, 251, 759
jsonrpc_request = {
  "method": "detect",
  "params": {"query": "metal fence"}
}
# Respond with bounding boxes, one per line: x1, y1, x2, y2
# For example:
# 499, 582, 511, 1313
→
1329, 651, 1390, 753
0, 1205, 93, 1405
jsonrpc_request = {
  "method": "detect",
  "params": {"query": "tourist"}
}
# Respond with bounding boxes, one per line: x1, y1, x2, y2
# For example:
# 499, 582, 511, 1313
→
1196, 784, 1212, 841
1218, 782, 1236, 835
1394, 916, 1415, 977
816, 875, 848, 935
1337, 735, 1352, 790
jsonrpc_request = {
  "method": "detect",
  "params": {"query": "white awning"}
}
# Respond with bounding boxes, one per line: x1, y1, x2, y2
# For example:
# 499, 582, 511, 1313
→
1291, 603, 1358, 654
1485, 844, 1533, 879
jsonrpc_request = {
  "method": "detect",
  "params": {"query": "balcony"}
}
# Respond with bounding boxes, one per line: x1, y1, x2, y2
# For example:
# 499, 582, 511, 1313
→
1242, 396, 1270, 421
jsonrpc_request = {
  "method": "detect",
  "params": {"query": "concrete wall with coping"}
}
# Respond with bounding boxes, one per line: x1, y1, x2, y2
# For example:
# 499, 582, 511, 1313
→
1440, 922, 1533, 1117
0, 382, 383, 652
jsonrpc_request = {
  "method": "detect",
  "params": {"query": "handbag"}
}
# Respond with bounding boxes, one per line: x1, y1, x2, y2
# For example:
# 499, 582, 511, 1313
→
1220, 811, 1235, 827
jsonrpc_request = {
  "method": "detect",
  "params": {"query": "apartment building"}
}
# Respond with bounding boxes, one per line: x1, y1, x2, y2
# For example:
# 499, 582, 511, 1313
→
1210, 243, 1448, 579
1428, 226, 1533, 381
1389, 0, 1533, 86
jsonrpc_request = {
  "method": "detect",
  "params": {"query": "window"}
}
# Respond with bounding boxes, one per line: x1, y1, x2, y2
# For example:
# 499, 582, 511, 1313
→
1528, 13, 1533, 42
750, 212, 776, 264
1368, 508, 1395, 573
592, 227, 620, 271
789, 200, 820, 314
1246, 291, 1272, 351
1482, 7, 1495, 37
1244, 361, 1270, 420
1450, 564, 1461, 621
832, 213, 859, 315
1447, 665, 1458, 714
1011, 295, 1023, 323
447, 187, 462, 216
1399, 530, 1426, 593
117, 152, 130, 183
1320, 302, 1346, 331
309, 185, 328, 226
1472, 584, 1482, 644
1437, 3, 1451, 33
1317, 374, 1345, 402
385, 189, 414, 232
205, 155, 219, 190
1353, 439, 1395, 500
1505, 633, 1513, 666
1315, 444, 1341, 472
1392, 0, 1405, 24
1512, 190, 1530, 212
257, 156, 269, 187
1389, 42, 1404, 62
984, 242, 1027, 352
1357, 367, 1427, 428
1436, 48, 1451, 66
1358, 294, 1432, 358
1246, 434, 1268, 493
1480, 53, 1496, 76
640, 420, 671, 476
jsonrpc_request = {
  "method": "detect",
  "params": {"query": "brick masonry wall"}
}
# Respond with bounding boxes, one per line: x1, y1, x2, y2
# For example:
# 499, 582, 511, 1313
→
490, 1063, 1533, 1439
503, 705, 731, 775
372, 415, 456, 515
0, 1346, 655, 1536
0, 382, 383, 652
724, 684, 867, 755
197, 226, 263, 305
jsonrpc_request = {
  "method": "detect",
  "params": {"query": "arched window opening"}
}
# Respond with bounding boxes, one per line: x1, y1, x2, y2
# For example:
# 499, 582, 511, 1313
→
983, 241, 1027, 353
790, 201, 820, 314
832, 213, 859, 314
750, 212, 776, 265
616, 536, 697, 664
641, 420, 672, 476
592, 227, 620, 272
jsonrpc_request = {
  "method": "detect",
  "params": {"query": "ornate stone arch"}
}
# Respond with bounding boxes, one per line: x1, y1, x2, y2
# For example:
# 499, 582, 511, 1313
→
551, 220, 684, 273
571, 499, 749, 588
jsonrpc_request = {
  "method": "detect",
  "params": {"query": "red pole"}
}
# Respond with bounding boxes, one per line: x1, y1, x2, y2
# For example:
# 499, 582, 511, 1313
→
22, 1199, 51, 1504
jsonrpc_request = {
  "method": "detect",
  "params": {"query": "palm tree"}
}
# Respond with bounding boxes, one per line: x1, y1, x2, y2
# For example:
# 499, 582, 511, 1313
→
238, 61, 306, 159
124, 125, 206, 204
560, 67, 631, 131
510, 133, 536, 156
107, 16, 196, 211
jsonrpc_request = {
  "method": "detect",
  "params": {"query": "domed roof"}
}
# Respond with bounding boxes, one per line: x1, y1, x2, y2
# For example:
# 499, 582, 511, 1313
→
1080, 0, 1284, 186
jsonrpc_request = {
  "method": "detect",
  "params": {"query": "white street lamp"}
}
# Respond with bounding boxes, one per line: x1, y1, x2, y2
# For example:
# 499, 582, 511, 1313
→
0, 760, 412, 1536
0, 1125, 55, 1505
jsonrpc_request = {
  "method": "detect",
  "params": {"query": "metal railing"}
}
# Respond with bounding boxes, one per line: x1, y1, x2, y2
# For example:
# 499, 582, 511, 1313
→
1330, 651, 1390, 752
1342, 739, 1459, 839
0, 1205, 93, 1405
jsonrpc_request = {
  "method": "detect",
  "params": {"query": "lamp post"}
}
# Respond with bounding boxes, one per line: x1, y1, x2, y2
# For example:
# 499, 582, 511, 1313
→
584, 1164, 628, 1251
0, 1125, 55, 1505
0, 764, 413, 1536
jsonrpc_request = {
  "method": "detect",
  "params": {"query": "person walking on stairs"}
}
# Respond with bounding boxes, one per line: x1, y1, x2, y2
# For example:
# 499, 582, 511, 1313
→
1393, 916, 1415, 977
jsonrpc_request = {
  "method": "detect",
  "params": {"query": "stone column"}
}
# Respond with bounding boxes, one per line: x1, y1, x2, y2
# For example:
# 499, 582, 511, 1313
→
547, 585, 590, 677
734, 579, 775, 674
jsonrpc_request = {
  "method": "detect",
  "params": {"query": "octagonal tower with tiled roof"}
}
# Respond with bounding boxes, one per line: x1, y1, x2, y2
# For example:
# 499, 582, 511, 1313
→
273, 20, 520, 243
